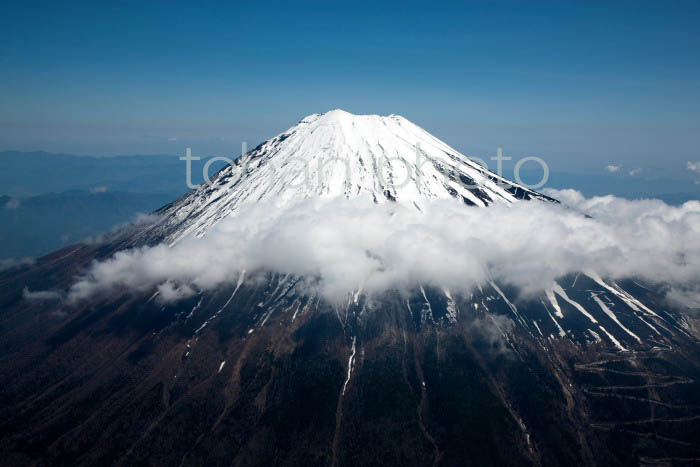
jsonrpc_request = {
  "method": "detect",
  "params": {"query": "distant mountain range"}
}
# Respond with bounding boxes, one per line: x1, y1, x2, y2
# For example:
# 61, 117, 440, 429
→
0, 150, 222, 197
0, 151, 227, 260
0, 191, 173, 260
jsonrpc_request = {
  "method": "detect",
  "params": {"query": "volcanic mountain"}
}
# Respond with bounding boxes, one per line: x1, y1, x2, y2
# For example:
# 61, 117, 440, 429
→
142, 109, 553, 245
1, 110, 699, 466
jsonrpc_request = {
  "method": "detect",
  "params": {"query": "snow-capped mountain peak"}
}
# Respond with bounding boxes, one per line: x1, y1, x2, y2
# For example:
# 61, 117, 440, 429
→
155, 110, 552, 242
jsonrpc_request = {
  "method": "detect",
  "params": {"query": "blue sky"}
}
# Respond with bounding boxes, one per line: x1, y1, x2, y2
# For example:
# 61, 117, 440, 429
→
1, 1, 699, 175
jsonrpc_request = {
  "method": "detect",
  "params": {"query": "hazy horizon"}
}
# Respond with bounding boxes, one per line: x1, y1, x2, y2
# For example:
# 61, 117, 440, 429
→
2, 1, 699, 175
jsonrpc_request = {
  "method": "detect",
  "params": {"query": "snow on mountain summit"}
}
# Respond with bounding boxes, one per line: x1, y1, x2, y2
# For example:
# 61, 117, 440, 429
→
153, 109, 554, 243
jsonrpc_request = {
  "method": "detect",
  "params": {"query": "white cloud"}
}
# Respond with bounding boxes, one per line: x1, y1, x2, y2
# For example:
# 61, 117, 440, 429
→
688, 161, 700, 173
65, 192, 700, 306
156, 281, 195, 303
5, 198, 20, 210
468, 314, 516, 355
23, 287, 62, 301
628, 168, 643, 176
665, 287, 700, 311
79, 212, 160, 245
89, 186, 108, 193
605, 165, 621, 173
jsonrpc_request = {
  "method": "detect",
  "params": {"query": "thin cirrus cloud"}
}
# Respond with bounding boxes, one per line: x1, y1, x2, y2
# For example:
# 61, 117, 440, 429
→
64, 190, 700, 308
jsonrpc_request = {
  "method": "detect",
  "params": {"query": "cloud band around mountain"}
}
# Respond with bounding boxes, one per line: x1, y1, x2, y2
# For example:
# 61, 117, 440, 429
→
64, 190, 700, 309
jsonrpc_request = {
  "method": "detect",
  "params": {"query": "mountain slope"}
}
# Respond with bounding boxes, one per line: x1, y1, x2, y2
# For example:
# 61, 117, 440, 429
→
0, 110, 699, 466
144, 109, 554, 245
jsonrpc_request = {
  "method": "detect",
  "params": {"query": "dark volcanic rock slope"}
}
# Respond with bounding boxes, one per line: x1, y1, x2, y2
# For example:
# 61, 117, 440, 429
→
1, 247, 700, 466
